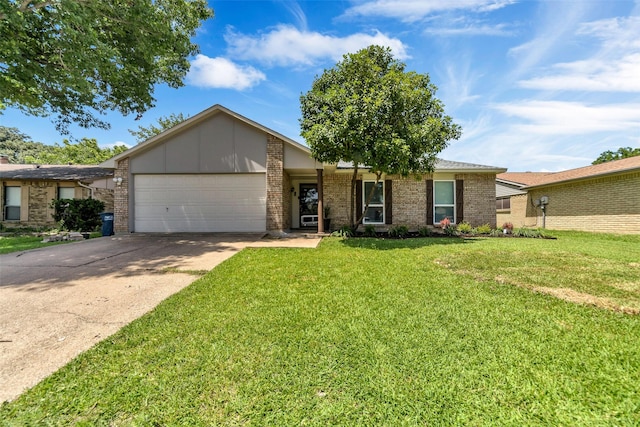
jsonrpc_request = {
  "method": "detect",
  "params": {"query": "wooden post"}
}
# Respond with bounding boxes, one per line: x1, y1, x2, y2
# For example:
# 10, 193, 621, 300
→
317, 169, 324, 234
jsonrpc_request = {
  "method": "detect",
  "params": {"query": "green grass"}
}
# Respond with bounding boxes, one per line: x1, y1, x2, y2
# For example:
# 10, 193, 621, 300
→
0, 235, 71, 254
1, 231, 639, 425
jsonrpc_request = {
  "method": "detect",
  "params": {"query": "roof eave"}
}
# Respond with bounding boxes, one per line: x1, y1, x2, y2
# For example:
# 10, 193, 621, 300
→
524, 166, 640, 189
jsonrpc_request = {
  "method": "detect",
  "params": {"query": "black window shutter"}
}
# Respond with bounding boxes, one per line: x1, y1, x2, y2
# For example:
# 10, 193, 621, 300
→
356, 180, 362, 224
385, 179, 392, 224
456, 179, 464, 223
426, 180, 434, 225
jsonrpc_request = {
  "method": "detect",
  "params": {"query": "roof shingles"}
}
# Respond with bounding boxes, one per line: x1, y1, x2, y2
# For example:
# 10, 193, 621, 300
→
499, 156, 640, 188
0, 165, 113, 181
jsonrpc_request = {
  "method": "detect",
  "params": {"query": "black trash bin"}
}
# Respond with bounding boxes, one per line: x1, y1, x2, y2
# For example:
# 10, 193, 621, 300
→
100, 212, 114, 236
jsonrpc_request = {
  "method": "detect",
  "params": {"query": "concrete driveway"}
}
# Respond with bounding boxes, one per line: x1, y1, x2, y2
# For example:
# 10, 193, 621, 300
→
0, 233, 321, 402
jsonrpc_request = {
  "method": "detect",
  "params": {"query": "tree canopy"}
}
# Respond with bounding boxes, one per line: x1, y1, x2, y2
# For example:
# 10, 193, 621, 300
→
0, 125, 49, 163
129, 113, 189, 144
0, 126, 127, 164
300, 45, 461, 228
0, 0, 213, 133
592, 147, 640, 165
24, 138, 128, 165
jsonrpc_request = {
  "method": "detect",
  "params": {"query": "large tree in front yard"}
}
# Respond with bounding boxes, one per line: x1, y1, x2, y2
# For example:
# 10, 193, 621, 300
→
300, 45, 462, 230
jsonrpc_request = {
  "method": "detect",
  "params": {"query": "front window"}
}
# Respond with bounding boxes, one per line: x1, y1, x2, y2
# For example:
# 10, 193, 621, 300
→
496, 197, 510, 210
363, 181, 384, 224
4, 186, 21, 221
434, 181, 455, 224
58, 187, 75, 200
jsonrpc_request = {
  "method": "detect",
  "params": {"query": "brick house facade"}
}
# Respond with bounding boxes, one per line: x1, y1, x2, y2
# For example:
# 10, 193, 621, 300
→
0, 162, 114, 228
497, 157, 640, 234
101, 105, 504, 234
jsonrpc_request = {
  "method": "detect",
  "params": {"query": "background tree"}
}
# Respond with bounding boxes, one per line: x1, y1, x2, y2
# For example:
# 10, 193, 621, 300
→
25, 138, 128, 165
0, 125, 52, 163
300, 45, 461, 230
0, 0, 213, 133
129, 113, 189, 144
592, 147, 640, 165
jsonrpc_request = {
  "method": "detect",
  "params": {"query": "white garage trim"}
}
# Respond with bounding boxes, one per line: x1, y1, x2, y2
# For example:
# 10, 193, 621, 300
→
134, 174, 266, 232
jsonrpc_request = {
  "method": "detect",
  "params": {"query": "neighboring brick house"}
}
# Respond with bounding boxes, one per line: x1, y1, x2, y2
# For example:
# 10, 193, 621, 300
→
496, 156, 640, 234
100, 104, 505, 234
0, 159, 114, 228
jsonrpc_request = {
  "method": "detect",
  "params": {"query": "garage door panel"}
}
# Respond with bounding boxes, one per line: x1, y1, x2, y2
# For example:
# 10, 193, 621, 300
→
134, 174, 266, 232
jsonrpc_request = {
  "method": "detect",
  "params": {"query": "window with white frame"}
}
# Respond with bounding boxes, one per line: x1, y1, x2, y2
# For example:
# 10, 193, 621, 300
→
4, 186, 21, 221
434, 181, 455, 224
58, 187, 75, 200
363, 181, 384, 224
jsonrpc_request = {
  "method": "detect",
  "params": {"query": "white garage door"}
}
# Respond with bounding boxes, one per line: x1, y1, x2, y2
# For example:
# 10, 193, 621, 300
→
134, 174, 266, 232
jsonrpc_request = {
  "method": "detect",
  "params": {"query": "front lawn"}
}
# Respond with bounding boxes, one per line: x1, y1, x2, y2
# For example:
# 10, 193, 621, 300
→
0, 235, 70, 254
1, 232, 639, 425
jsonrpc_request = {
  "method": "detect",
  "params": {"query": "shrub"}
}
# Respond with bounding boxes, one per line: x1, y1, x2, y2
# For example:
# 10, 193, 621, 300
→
474, 223, 493, 235
418, 226, 431, 237
50, 199, 105, 232
513, 227, 548, 238
331, 226, 354, 238
443, 224, 458, 236
457, 221, 473, 234
363, 224, 377, 237
388, 225, 409, 238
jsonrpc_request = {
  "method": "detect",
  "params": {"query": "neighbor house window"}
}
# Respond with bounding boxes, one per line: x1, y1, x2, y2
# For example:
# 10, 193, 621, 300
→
4, 186, 21, 221
362, 181, 384, 224
58, 187, 75, 200
434, 181, 455, 224
496, 197, 511, 210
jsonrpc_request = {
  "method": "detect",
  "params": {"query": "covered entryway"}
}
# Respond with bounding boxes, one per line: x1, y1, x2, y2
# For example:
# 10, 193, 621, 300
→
134, 174, 266, 232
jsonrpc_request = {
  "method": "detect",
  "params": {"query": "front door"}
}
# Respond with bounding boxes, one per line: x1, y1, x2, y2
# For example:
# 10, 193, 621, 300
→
299, 184, 318, 228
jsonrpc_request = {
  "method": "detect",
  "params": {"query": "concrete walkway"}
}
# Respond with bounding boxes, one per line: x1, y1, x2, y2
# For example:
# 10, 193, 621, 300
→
0, 233, 321, 402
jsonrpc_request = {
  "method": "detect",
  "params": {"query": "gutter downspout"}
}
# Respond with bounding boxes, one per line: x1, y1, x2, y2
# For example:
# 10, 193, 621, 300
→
77, 181, 93, 199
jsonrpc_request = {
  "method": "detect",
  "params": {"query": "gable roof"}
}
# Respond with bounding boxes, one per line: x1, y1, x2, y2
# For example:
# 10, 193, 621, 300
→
500, 156, 640, 190
100, 104, 310, 168
0, 164, 113, 181
337, 158, 506, 174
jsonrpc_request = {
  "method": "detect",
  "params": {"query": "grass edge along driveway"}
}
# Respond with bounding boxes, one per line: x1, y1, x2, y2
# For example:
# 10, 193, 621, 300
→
1, 231, 639, 425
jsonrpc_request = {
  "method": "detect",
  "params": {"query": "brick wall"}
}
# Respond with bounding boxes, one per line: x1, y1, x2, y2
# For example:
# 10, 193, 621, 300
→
94, 188, 114, 213
114, 158, 129, 233
323, 172, 497, 229
0, 180, 113, 229
456, 173, 497, 227
524, 171, 640, 234
388, 175, 428, 227
496, 194, 532, 227
323, 173, 354, 229
26, 183, 53, 224
266, 136, 284, 231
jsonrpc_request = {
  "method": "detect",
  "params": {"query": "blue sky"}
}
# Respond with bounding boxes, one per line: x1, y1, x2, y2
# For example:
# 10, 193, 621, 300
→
2, 0, 639, 172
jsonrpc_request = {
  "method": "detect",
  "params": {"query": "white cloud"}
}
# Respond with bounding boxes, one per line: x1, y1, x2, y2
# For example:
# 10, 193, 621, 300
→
225, 25, 409, 67
187, 55, 266, 90
577, 16, 640, 49
492, 100, 640, 135
281, 0, 308, 31
103, 141, 132, 149
343, 0, 514, 23
518, 16, 640, 92
519, 53, 640, 92
506, 1, 591, 81
425, 22, 514, 37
